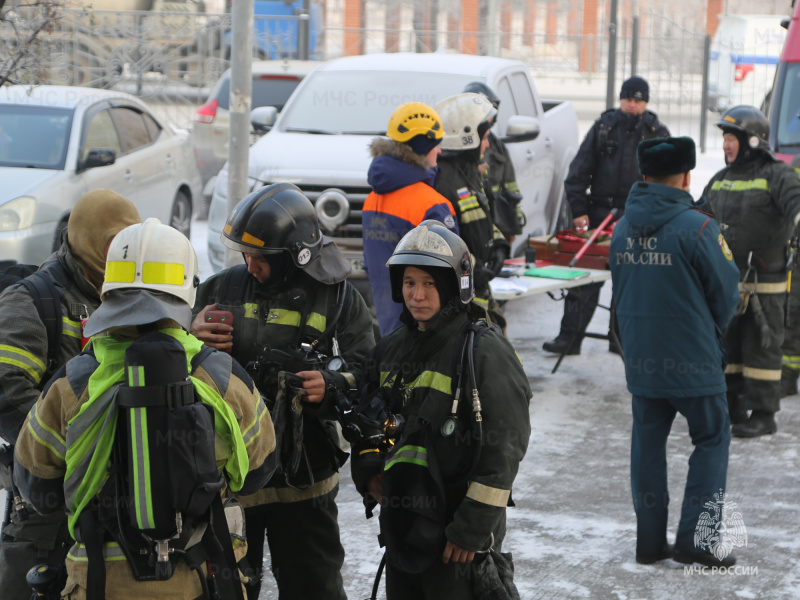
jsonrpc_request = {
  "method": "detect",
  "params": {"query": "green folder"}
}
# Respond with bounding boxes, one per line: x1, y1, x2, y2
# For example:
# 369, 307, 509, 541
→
523, 266, 591, 280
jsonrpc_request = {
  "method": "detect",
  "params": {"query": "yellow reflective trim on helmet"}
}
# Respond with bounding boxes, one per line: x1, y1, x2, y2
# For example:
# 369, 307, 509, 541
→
105, 261, 136, 283
142, 262, 184, 286
242, 231, 265, 247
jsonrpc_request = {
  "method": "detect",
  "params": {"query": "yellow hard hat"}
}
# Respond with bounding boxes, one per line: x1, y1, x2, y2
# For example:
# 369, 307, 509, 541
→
386, 102, 444, 143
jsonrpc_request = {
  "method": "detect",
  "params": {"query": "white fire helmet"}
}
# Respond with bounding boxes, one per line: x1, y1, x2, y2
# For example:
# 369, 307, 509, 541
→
102, 218, 199, 306
435, 93, 497, 151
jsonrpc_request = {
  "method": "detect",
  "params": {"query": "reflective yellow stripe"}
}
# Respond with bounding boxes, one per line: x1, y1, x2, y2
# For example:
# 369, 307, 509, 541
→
0, 344, 46, 382
241, 231, 265, 247
711, 178, 769, 192
507, 181, 520, 193
63, 317, 82, 339
241, 397, 267, 447
236, 473, 339, 506
379, 370, 452, 395
243, 303, 259, 319
68, 542, 127, 562
385, 445, 427, 471
466, 481, 510, 508
473, 297, 489, 309
105, 261, 136, 283
743, 366, 782, 381
461, 207, 488, 224
27, 402, 66, 459
725, 364, 744, 374
142, 262, 184, 286
782, 354, 800, 369
264, 308, 326, 331
458, 196, 480, 211
409, 370, 452, 395
739, 281, 787, 294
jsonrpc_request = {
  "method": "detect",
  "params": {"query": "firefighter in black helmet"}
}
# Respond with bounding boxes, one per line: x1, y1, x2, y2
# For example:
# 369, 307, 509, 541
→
350, 221, 531, 599
191, 183, 375, 600
462, 81, 526, 240
703, 105, 800, 437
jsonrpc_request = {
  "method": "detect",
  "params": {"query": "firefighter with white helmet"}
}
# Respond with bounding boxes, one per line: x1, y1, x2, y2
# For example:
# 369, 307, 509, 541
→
14, 219, 276, 599
350, 220, 531, 599
434, 93, 510, 319
703, 104, 800, 437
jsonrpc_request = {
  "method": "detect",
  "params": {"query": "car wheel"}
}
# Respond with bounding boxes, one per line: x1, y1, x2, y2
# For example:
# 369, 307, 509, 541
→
170, 191, 192, 239
52, 218, 68, 253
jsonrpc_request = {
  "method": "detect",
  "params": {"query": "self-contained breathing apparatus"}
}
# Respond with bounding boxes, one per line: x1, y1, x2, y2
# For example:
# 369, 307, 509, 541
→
73, 332, 247, 600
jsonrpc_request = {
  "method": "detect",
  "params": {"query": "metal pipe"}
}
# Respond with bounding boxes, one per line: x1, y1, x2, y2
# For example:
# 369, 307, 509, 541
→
225, 0, 254, 268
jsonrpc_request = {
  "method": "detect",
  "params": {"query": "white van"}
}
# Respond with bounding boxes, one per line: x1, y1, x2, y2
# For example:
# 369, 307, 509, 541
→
708, 14, 787, 111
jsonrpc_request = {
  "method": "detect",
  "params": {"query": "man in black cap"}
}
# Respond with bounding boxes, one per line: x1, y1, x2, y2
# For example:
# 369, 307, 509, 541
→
611, 137, 741, 568
543, 76, 670, 356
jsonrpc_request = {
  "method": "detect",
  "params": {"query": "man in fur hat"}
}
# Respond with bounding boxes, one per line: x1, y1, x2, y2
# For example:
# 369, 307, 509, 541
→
610, 137, 740, 568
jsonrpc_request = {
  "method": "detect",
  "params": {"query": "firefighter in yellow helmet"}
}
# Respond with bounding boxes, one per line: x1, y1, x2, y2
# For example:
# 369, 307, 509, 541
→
363, 101, 459, 336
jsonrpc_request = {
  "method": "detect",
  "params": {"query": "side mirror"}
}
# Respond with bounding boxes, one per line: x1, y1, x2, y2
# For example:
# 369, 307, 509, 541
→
79, 148, 116, 172
251, 106, 278, 133
502, 115, 541, 143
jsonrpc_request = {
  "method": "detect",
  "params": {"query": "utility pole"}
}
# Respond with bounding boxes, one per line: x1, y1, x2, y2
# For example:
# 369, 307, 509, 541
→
605, 0, 618, 109
226, 0, 254, 268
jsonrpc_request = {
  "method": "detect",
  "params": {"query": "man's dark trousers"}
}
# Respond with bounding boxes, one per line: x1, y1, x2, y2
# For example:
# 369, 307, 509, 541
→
630, 394, 730, 556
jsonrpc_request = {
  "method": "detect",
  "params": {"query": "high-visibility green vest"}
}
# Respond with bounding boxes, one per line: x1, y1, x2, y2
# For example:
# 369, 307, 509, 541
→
62, 329, 249, 538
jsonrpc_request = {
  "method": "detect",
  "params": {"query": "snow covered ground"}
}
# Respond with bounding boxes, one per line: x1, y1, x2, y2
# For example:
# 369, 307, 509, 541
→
244, 147, 800, 599
4, 131, 799, 599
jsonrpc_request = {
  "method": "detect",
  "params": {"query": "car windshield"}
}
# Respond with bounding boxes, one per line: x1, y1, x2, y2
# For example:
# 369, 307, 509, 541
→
215, 74, 303, 112
775, 62, 800, 151
278, 70, 477, 134
0, 105, 73, 169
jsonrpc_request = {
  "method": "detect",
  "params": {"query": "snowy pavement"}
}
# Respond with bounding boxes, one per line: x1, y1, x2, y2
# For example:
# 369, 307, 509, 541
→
248, 147, 800, 599
3, 143, 798, 599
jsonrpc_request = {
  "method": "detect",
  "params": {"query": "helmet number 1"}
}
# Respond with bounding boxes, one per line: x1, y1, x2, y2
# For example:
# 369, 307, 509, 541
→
462, 134, 473, 146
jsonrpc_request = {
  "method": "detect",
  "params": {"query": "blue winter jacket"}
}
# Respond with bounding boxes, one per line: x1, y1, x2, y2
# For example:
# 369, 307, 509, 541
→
362, 139, 458, 336
610, 181, 740, 398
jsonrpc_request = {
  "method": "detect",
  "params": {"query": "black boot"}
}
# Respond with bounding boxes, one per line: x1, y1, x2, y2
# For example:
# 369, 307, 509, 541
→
731, 410, 777, 438
727, 393, 748, 425
542, 337, 581, 355
780, 367, 799, 398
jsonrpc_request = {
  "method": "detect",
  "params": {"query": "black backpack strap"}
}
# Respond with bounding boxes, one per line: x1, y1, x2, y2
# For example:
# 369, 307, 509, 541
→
78, 505, 107, 600
219, 264, 249, 305
18, 268, 64, 375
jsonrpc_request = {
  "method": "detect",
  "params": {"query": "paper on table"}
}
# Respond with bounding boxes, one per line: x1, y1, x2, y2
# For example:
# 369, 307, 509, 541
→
489, 277, 532, 295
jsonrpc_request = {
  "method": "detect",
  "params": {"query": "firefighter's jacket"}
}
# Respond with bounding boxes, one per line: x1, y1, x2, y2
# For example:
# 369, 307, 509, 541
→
437, 153, 501, 267
610, 181, 741, 398
363, 138, 459, 336
13, 327, 275, 600
194, 268, 375, 505
0, 243, 99, 444
565, 109, 669, 221
703, 153, 800, 284
352, 308, 531, 554
436, 153, 507, 298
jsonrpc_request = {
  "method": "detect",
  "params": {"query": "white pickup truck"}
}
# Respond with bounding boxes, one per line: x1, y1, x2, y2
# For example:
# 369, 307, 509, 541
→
207, 53, 579, 300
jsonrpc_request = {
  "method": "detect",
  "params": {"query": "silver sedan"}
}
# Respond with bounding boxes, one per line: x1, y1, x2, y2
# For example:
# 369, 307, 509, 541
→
0, 85, 201, 268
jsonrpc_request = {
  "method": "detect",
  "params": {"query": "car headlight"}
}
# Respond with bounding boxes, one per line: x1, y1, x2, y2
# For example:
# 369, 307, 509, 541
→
0, 196, 36, 232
